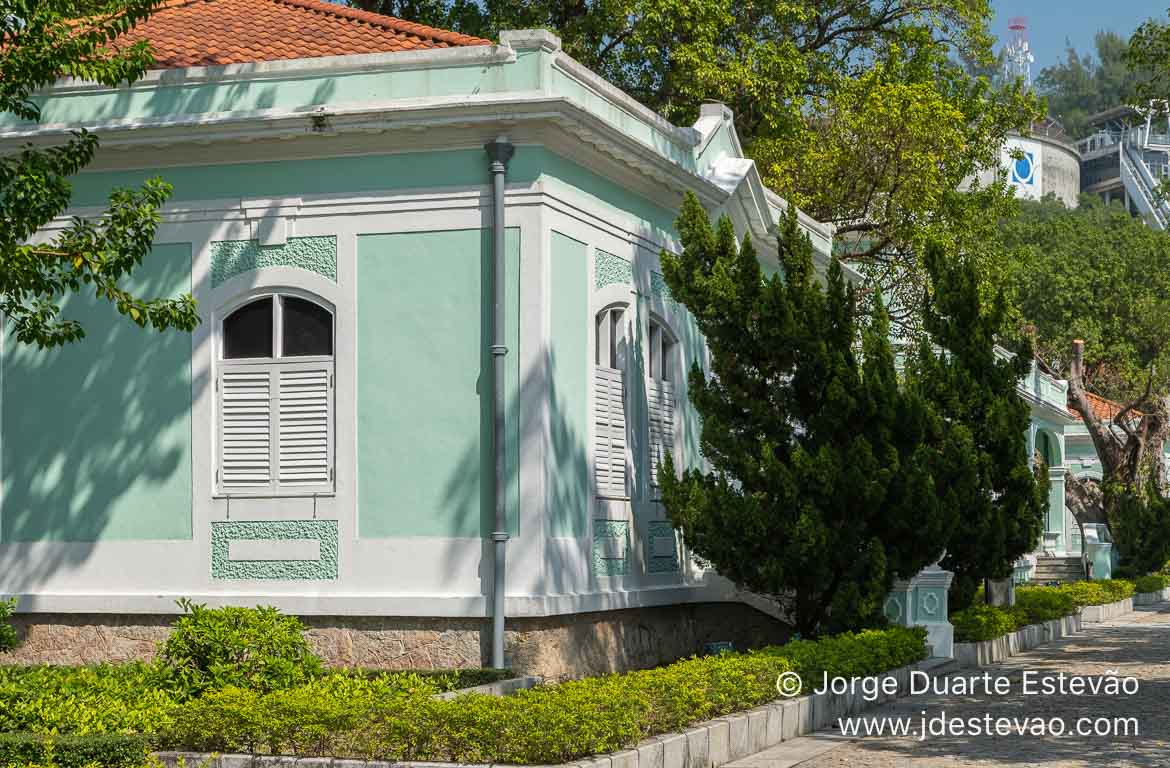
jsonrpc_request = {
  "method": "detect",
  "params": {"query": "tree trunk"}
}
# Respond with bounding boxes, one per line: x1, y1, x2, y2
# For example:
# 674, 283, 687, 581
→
1067, 340, 1166, 495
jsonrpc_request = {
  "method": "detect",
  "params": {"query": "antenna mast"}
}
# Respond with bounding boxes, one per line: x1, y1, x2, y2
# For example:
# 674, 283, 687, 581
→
1004, 16, 1034, 86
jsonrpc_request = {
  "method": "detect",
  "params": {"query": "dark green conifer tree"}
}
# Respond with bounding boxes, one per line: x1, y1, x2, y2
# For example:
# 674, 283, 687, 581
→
908, 246, 1047, 609
659, 193, 955, 635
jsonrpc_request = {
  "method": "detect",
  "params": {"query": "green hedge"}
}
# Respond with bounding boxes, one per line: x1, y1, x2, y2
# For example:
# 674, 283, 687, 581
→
0, 733, 149, 768
0, 663, 480, 739
0, 599, 16, 652
1014, 586, 1078, 622
1134, 573, 1170, 593
761, 627, 928, 693
952, 580, 1142, 643
1, 605, 928, 765
0, 663, 180, 735
160, 627, 928, 764
352, 667, 514, 691
1056, 579, 1135, 606
950, 603, 1027, 643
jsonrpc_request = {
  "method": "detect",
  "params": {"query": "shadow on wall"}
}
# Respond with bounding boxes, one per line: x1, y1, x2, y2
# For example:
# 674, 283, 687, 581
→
437, 349, 592, 612
0, 244, 198, 593
33, 77, 336, 136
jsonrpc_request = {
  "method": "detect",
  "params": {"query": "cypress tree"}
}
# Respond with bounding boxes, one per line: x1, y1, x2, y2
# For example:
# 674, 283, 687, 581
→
660, 193, 954, 635
908, 246, 1047, 608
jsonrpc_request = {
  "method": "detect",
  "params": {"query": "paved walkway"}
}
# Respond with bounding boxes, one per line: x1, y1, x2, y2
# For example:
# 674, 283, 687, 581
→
728, 602, 1170, 768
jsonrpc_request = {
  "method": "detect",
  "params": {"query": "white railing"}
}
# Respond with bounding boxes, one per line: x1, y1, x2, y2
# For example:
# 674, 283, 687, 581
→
1120, 143, 1169, 230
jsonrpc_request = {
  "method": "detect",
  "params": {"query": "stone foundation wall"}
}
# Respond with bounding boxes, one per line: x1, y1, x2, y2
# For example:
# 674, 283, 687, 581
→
3, 614, 173, 665
2, 602, 789, 680
505, 603, 789, 680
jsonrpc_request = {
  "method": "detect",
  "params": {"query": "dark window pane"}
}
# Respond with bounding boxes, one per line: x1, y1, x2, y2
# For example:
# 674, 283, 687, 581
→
223, 298, 273, 359
282, 296, 333, 357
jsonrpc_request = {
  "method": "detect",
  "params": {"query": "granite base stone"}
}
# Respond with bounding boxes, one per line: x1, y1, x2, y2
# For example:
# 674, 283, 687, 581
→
2, 602, 788, 681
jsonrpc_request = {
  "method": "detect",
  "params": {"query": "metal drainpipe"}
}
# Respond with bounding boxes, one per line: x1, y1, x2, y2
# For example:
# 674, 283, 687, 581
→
484, 135, 514, 670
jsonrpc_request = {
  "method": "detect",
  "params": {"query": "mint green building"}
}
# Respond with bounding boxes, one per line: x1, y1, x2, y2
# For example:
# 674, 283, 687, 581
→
1016, 361, 1170, 582
0, 2, 836, 675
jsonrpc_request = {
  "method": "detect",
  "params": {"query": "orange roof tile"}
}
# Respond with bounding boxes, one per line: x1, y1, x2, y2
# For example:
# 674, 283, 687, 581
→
1068, 391, 1126, 423
112, 0, 491, 69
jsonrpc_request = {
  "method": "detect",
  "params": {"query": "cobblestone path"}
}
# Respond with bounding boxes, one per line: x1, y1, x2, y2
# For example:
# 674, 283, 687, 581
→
799, 602, 1170, 767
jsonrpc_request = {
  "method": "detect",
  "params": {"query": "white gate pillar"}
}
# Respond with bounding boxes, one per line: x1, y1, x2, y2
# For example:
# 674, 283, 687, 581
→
884, 562, 955, 659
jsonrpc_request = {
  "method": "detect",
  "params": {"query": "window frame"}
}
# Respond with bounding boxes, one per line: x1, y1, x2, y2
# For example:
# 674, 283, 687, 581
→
646, 313, 680, 494
593, 301, 632, 501
214, 288, 337, 498
219, 290, 335, 367
647, 315, 678, 383
595, 302, 630, 371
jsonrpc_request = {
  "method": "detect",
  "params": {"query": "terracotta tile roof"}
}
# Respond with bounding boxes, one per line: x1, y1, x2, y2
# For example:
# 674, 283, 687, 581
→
112, 0, 491, 69
1068, 391, 1126, 423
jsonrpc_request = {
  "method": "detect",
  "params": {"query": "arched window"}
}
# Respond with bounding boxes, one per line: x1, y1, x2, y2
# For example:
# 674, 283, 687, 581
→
1036, 429, 1060, 468
218, 294, 334, 495
594, 305, 628, 498
647, 317, 677, 489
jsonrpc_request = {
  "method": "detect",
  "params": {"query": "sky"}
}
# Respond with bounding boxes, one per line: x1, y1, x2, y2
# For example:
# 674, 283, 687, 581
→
990, 0, 1168, 74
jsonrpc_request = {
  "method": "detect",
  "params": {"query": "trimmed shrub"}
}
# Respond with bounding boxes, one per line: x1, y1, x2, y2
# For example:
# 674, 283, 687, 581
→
158, 600, 323, 696
351, 667, 514, 692
950, 604, 1026, 643
161, 626, 928, 764
0, 599, 16, 652
1134, 573, 1170, 593
760, 627, 928, 692
0, 732, 149, 768
0, 664, 488, 741
1055, 579, 1135, 607
1014, 587, 1077, 623
0, 663, 179, 735
952, 581, 1138, 644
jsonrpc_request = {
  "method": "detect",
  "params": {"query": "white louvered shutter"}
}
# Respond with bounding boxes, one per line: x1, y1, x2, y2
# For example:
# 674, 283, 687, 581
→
219, 369, 273, 489
648, 378, 675, 487
277, 364, 333, 487
594, 366, 628, 498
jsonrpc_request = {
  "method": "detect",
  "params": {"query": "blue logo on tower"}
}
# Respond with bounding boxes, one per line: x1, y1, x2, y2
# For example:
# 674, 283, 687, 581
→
1011, 151, 1036, 185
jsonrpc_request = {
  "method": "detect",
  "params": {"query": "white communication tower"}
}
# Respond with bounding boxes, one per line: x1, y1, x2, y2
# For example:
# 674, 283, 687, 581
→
1003, 16, 1035, 86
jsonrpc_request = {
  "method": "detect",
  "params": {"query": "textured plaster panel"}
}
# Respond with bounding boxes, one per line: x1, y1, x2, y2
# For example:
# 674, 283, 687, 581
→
596, 249, 633, 289
210, 519, 338, 580
650, 271, 676, 304
593, 519, 630, 576
210, 236, 337, 287
646, 520, 681, 573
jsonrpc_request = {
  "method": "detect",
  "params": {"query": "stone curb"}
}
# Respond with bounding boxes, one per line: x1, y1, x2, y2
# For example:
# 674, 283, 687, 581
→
953, 591, 1165, 668
1134, 587, 1170, 606
1080, 597, 1133, 624
954, 612, 1081, 668
155, 660, 954, 768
